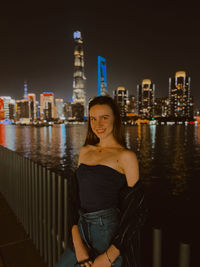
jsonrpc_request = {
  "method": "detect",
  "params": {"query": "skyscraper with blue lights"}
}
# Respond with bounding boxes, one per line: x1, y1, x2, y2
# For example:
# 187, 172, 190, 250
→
98, 56, 108, 96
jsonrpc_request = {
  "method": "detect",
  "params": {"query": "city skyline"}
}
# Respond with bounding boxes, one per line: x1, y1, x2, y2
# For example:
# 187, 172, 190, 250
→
1, 2, 200, 108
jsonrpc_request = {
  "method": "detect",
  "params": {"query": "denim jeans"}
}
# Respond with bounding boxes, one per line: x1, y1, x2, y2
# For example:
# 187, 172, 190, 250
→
55, 207, 123, 267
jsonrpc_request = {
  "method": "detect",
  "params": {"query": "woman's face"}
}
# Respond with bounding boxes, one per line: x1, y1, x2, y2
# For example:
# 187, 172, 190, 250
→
89, 104, 115, 140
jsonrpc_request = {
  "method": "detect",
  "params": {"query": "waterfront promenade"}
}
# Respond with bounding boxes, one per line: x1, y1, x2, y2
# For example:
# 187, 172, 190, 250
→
0, 192, 47, 267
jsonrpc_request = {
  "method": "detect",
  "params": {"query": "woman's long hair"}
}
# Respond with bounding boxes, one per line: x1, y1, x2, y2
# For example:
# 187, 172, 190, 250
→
83, 95, 126, 148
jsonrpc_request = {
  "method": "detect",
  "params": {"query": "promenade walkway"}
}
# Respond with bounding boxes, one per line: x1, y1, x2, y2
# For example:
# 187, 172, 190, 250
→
0, 192, 47, 267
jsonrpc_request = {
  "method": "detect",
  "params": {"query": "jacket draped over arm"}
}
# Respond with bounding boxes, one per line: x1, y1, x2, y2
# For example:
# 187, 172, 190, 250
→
111, 179, 148, 267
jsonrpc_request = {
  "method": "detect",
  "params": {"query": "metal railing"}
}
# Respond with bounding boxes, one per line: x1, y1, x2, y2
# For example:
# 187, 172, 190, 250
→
0, 145, 191, 267
0, 145, 68, 266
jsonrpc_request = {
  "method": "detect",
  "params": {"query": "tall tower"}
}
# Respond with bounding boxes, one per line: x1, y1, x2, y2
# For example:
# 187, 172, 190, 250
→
24, 81, 28, 100
113, 87, 128, 118
98, 56, 108, 96
137, 79, 155, 118
169, 71, 193, 118
40, 92, 55, 120
72, 31, 86, 116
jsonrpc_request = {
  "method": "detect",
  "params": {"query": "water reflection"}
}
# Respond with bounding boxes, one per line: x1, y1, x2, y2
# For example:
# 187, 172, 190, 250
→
169, 126, 188, 196
0, 124, 200, 199
150, 125, 156, 150
138, 125, 153, 186
0, 125, 16, 149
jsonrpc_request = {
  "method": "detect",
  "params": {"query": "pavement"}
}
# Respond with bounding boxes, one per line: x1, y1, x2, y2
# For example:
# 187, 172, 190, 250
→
0, 192, 48, 267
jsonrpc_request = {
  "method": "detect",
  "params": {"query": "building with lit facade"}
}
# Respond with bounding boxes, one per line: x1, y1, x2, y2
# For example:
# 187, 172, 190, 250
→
16, 99, 30, 120
137, 79, 155, 118
71, 102, 84, 121
24, 81, 28, 100
126, 94, 137, 114
64, 102, 73, 120
8, 100, 16, 120
169, 71, 193, 118
0, 96, 12, 120
0, 98, 4, 120
40, 92, 55, 120
72, 31, 86, 116
28, 93, 37, 120
55, 98, 64, 119
113, 87, 128, 118
154, 97, 169, 117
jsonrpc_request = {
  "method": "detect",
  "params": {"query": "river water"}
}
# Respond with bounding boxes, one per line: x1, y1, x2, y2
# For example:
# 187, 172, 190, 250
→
0, 123, 199, 266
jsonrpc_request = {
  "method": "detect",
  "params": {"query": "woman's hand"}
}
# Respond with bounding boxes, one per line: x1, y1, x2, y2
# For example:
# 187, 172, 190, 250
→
91, 253, 111, 267
74, 243, 93, 267
72, 225, 93, 266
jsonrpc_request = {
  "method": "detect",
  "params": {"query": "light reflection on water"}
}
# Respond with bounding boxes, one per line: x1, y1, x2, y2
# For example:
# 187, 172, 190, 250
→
0, 124, 200, 242
1, 124, 200, 197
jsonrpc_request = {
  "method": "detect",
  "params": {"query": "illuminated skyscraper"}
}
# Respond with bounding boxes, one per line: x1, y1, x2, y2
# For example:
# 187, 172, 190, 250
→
0, 98, 4, 120
154, 97, 169, 117
28, 94, 37, 120
72, 31, 86, 117
64, 102, 73, 120
0, 96, 12, 120
8, 100, 16, 120
127, 94, 137, 114
24, 81, 28, 100
169, 71, 193, 118
55, 98, 64, 119
98, 56, 108, 96
40, 92, 55, 120
137, 79, 155, 118
16, 100, 30, 120
113, 87, 128, 118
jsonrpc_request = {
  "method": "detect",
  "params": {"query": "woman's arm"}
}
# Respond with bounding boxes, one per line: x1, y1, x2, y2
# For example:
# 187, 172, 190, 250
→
119, 149, 139, 187
71, 146, 93, 265
72, 225, 92, 264
103, 150, 140, 262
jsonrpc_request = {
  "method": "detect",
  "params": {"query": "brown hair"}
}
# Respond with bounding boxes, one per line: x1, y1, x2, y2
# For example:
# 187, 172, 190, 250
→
83, 95, 126, 148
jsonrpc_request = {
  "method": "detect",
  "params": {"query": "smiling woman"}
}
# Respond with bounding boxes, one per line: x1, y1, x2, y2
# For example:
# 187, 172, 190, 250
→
55, 96, 147, 267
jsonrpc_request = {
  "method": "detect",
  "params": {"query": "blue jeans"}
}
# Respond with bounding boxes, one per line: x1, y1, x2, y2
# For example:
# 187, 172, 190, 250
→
55, 207, 123, 267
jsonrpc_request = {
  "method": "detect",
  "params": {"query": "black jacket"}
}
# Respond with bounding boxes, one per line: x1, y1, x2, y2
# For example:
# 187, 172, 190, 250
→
67, 173, 148, 267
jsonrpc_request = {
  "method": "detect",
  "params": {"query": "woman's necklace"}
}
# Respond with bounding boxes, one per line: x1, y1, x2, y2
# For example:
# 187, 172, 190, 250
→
96, 146, 105, 153
96, 145, 119, 153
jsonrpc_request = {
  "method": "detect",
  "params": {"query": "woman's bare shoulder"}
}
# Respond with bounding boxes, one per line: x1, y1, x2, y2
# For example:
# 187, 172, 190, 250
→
120, 149, 138, 169
119, 148, 139, 187
78, 145, 94, 164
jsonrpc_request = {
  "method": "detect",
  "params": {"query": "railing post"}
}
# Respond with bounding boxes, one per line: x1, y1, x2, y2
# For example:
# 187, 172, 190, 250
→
64, 178, 68, 250
24, 157, 29, 233
43, 166, 48, 263
31, 160, 36, 245
38, 164, 43, 257
52, 172, 57, 266
47, 169, 52, 267
153, 228, 162, 267
57, 175, 63, 260
179, 243, 190, 267
35, 162, 39, 249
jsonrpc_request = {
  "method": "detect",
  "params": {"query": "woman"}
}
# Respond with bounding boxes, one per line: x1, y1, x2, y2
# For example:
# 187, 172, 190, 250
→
55, 96, 147, 267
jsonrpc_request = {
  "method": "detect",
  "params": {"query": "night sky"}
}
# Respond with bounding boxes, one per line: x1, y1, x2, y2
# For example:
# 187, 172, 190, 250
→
1, 2, 200, 108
